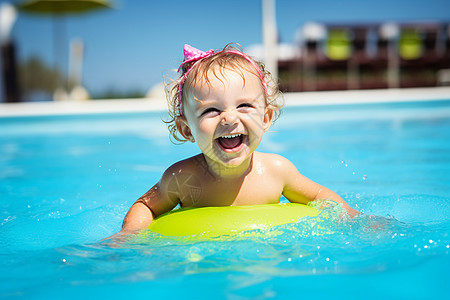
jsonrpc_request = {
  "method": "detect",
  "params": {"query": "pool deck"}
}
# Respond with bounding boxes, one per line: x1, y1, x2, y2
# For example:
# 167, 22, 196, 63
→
1, 87, 449, 117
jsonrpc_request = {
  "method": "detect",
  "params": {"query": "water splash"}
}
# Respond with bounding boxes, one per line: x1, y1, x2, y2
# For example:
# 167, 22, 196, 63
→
66, 200, 448, 280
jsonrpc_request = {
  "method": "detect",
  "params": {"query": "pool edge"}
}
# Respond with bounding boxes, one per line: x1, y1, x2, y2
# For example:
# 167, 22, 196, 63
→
1, 87, 449, 117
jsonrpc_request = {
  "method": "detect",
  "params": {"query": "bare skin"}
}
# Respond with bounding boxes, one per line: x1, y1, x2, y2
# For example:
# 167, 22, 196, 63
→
105, 66, 358, 240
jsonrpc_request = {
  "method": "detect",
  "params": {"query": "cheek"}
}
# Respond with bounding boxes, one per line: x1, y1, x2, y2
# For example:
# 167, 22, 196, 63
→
243, 111, 266, 131
195, 119, 216, 137
184, 112, 210, 138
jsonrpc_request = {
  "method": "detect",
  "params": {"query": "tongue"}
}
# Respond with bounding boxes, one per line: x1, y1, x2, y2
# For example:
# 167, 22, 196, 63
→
218, 136, 241, 149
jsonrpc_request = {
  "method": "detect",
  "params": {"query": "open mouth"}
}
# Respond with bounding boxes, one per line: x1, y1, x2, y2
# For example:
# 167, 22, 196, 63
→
216, 134, 246, 152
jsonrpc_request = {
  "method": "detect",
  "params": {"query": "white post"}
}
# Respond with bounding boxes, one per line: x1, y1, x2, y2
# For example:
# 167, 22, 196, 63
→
69, 38, 84, 87
68, 38, 89, 101
380, 23, 400, 89
0, 2, 17, 43
262, 0, 278, 81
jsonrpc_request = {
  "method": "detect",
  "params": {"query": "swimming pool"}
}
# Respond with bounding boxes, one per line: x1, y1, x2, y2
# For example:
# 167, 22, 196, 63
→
1, 97, 449, 299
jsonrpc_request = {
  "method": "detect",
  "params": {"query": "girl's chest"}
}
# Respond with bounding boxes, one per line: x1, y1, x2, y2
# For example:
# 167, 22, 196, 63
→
180, 172, 284, 207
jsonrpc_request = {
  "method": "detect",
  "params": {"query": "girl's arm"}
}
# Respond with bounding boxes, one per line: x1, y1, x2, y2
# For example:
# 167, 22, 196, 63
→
104, 165, 181, 241
273, 155, 358, 216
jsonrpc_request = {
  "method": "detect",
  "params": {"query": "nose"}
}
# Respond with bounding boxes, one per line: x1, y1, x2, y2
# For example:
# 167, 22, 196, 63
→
221, 109, 239, 126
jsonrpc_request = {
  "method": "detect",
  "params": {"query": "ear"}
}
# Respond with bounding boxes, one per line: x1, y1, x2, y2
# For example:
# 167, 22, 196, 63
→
175, 117, 194, 142
263, 107, 274, 132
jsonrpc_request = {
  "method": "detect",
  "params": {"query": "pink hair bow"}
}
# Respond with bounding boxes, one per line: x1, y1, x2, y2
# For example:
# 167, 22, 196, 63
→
178, 44, 215, 72
176, 44, 268, 118
177, 44, 215, 116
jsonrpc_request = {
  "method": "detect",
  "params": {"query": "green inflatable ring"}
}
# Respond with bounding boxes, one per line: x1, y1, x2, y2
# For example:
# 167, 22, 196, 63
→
147, 203, 319, 238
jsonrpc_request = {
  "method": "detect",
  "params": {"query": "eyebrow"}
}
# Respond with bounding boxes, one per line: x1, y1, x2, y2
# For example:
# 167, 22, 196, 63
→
238, 97, 259, 103
194, 98, 217, 108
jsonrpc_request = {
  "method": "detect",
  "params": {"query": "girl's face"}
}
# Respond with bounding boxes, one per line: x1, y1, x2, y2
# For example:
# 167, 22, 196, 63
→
178, 67, 273, 173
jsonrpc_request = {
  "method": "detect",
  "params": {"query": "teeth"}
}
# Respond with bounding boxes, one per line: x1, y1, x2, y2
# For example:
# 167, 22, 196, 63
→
221, 134, 242, 139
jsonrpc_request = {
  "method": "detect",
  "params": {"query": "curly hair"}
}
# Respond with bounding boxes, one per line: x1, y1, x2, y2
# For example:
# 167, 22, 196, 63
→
164, 44, 283, 143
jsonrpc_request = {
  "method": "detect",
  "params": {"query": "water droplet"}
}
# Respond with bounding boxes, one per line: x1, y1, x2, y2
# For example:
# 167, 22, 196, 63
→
362, 175, 367, 180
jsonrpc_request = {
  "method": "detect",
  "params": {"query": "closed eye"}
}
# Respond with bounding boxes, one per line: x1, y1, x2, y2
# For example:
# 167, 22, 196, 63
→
238, 103, 253, 108
237, 103, 255, 112
201, 107, 220, 117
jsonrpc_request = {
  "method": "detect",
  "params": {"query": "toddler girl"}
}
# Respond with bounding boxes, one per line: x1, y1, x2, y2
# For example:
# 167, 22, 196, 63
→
112, 44, 357, 238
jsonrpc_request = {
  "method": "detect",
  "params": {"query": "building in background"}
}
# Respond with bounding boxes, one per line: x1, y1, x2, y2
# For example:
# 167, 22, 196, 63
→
278, 21, 450, 92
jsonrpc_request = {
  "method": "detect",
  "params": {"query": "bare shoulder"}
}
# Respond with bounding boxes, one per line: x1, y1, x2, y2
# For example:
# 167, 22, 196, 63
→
254, 152, 297, 172
161, 154, 204, 179
159, 154, 207, 197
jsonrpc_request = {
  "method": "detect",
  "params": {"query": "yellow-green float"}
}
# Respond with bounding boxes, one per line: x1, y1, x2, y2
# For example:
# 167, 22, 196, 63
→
147, 203, 319, 238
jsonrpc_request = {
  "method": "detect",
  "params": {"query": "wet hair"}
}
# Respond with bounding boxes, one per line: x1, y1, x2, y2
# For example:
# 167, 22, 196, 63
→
164, 44, 283, 143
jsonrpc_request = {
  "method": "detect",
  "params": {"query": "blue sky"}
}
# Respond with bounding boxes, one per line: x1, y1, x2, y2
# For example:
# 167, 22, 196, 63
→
6, 0, 450, 99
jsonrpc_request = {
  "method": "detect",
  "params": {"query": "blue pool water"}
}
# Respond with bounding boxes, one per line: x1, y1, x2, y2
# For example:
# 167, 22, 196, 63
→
1, 100, 450, 299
